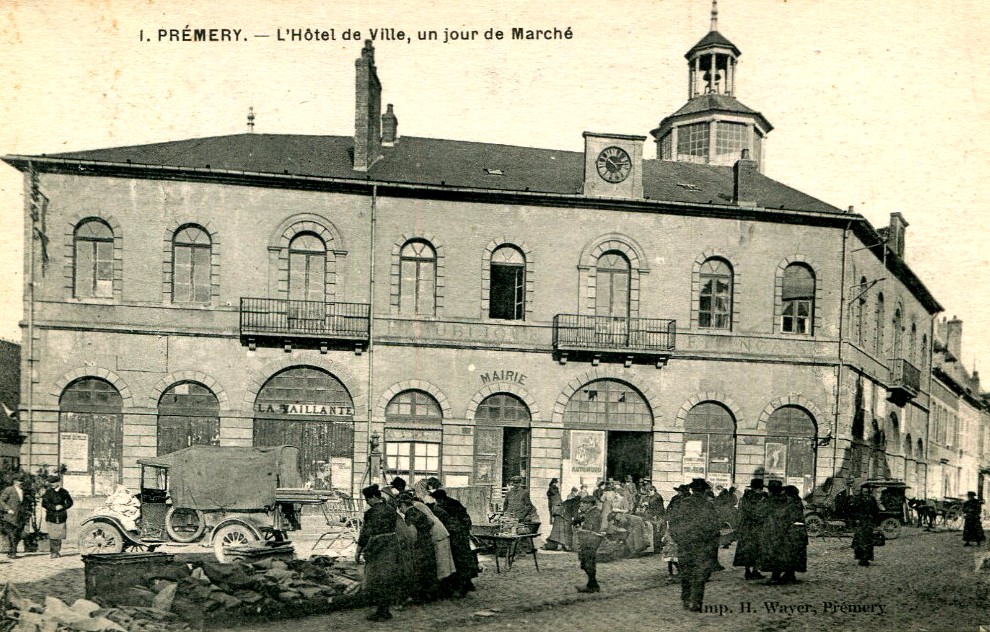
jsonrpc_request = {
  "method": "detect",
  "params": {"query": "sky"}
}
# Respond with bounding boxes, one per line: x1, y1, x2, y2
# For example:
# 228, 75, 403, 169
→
1, 0, 988, 370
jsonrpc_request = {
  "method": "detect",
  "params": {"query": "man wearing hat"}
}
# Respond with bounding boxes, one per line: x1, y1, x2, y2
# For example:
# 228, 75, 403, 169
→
355, 484, 399, 622
962, 491, 985, 547
572, 494, 605, 592
667, 478, 720, 612
733, 478, 767, 579
41, 475, 73, 558
503, 476, 540, 526
0, 475, 26, 558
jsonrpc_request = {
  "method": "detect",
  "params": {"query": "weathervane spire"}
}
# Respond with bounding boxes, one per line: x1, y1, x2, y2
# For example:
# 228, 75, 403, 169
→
247, 106, 255, 133
711, 0, 719, 31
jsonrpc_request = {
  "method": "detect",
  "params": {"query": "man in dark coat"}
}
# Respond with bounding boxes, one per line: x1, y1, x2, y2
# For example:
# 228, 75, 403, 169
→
429, 489, 479, 595
0, 476, 26, 558
733, 478, 767, 579
961, 491, 985, 547
572, 495, 604, 593
355, 484, 399, 622
41, 476, 73, 558
849, 484, 880, 566
781, 485, 808, 582
668, 479, 720, 612
758, 479, 803, 583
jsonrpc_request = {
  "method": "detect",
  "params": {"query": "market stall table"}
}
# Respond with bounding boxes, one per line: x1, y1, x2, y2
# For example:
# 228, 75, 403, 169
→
471, 532, 540, 573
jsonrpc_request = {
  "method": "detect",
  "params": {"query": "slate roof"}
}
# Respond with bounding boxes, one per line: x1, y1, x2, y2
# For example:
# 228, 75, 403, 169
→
654, 94, 774, 135
27, 133, 838, 214
686, 30, 741, 58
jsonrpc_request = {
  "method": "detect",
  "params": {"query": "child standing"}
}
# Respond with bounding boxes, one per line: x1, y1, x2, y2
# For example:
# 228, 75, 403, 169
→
572, 495, 605, 593
661, 522, 679, 578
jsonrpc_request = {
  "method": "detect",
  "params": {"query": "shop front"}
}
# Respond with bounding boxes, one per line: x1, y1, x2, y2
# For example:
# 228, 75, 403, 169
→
253, 366, 355, 492
560, 379, 653, 495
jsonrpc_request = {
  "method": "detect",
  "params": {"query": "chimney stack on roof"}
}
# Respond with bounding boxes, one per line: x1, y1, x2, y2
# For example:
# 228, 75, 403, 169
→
247, 107, 255, 133
732, 149, 758, 207
887, 212, 908, 259
382, 104, 398, 146
353, 40, 383, 172
946, 316, 963, 363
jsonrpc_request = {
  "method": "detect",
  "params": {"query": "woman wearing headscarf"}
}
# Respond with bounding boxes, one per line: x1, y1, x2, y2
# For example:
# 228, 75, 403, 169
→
355, 485, 399, 622
396, 493, 440, 603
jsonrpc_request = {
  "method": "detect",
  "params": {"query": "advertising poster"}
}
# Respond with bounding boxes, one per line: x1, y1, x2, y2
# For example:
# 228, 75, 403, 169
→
59, 432, 89, 472
765, 441, 787, 477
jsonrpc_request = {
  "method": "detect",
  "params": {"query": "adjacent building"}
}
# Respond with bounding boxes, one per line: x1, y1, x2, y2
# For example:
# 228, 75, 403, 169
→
5, 7, 984, 527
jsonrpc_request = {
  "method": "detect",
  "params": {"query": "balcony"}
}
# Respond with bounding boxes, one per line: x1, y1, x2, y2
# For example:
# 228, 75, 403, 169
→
552, 314, 676, 367
887, 357, 921, 405
240, 297, 370, 353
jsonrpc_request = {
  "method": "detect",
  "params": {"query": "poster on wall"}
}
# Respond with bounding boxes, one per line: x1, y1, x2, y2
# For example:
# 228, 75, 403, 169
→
682, 439, 707, 480
561, 430, 606, 498
765, 442, 787, 478
708, 472, 733, 490
59, 432, 89, 472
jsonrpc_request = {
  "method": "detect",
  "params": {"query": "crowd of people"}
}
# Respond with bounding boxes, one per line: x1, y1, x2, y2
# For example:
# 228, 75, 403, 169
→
355, 476, 479, 622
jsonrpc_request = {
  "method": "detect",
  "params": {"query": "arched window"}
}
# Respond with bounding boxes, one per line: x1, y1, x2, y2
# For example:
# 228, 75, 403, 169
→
385, 390, 442, 484
595, 251, 630, 319
874, 293, 886, 356
683, 402, 736, 487
73, 219, 114, 298
891, 307, 903, 359
288, 233, 326, 303
888, 412, 900, 447
172, 225, 212, 304
904, 433, 913, 459
765, 406, 817, 495
489, 246, 525, 320
909, 322, 917, 366
399, 240, 437, 315
563, 379, 652, 429
59, 378, 123, 495
917, 438, 924, 460
855, 276, 868, 346
476, 394, 531, 425
781, 263, 815, 334
698, 258, 733, 330
157, 381, 220, 455
920, 334, 928, 373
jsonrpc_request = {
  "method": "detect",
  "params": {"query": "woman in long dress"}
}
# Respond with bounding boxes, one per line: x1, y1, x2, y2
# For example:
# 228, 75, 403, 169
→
962, 491, 986, 546
355, 485, 399, 622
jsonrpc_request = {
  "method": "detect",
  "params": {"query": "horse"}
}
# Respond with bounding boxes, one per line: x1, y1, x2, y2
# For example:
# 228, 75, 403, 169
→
908, 498, 936, 529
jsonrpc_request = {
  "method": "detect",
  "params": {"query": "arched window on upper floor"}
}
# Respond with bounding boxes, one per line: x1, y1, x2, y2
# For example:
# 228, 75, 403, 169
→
288, 233, 327, 304
781, 263, 815, 335
172, 225, 212, 305
595, 251, 630, 319
73, 219, 114, 298
855, 276, 868, 346
698, 258, 733, 330
891, 307, 903, 359
874, 292, 886, 357
489, 245, 525, 320
399, 240, 437, 316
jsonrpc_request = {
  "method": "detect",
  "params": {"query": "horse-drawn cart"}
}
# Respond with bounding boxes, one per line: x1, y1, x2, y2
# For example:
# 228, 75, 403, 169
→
78, 445, 335, 562
803, 478, 910, 539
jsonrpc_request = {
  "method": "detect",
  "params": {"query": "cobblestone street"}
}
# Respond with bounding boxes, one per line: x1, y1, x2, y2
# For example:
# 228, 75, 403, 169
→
1, 522, 986, 631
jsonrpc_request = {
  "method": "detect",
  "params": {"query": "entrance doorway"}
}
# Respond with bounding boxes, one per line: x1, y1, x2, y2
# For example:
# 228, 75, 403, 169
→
502, 427, 530, 483
606, 431, 651, 483
473, 393, 533, 487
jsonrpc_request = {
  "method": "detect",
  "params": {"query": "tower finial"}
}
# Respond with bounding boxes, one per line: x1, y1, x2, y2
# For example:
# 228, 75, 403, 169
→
247, 106, 255, 133
711, 0, 719, 31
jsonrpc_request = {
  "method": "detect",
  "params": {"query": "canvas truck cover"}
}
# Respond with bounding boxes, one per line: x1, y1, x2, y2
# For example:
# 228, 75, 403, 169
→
138, 445, 303, 510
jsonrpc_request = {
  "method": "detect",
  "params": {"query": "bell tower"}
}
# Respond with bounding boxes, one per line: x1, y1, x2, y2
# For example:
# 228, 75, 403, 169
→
651, 0, 773, 170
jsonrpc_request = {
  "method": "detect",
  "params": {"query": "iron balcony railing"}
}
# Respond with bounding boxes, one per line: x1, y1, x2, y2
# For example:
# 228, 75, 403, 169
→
240, 297, 370, 340
552, 314, 676, 352
888, 357, 921, 395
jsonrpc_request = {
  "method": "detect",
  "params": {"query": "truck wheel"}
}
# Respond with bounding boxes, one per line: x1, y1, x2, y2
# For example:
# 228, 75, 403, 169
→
78, 523, 125, 554
165, 507, 206, 543
212, 524, 257, 563
804, 514, 826, 537
880, 517, 901, 539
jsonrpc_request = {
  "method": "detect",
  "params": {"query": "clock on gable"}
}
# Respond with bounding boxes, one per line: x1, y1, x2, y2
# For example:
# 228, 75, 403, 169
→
582, 132, 645, 199
596, 146, 632, 183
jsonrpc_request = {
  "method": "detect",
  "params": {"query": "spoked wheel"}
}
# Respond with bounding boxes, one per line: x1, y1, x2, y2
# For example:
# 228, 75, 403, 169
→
78, 523, 125, 554
165, 507, 206, 543
212, 524, 258, 563
879, 517, 902, 539
804, 514, 826, 537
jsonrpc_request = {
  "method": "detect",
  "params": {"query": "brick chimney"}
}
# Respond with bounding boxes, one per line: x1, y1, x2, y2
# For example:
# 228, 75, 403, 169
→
733, 149, 759, 207
353, 40, 382, 172
946, 316, 962, 363
382, 104, 398, 146
887, 212, 908, 259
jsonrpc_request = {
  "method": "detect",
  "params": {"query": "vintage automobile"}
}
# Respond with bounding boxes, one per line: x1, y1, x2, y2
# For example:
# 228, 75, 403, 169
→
77, 445, 327, 561
803, 478, 911, 539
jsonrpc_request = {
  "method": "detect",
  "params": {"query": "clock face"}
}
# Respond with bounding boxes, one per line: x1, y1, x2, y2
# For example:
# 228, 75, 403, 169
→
596, 146, 632, 183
